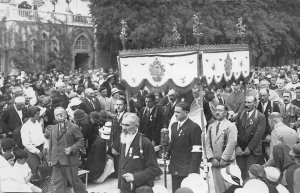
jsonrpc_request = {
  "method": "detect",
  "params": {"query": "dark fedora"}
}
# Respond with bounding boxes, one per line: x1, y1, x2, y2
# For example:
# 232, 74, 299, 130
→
89, 111, 100, 123
289, 143, 300, 157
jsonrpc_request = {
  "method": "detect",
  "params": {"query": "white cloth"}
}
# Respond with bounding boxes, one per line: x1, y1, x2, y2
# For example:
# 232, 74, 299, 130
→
13, 162, 31, 183
21, 119, 47, 154
14, 104, 23, 123
125, 131, 138, 156
93, 157, 115, 183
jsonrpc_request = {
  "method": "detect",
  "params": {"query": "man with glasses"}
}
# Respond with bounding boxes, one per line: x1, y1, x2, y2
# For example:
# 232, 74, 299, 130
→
206, 104, 237, 193
2, 96, 27, 139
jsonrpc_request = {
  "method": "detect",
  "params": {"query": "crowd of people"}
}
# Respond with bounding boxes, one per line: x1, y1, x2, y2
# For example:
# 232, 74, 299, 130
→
0, 64, 300, 193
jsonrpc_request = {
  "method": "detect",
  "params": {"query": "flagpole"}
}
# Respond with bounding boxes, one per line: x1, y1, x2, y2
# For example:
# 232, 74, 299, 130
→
198, 51, 211, 193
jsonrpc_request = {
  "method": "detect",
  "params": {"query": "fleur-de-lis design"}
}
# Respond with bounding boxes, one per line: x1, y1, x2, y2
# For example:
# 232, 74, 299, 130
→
180, 76, 186, 84
212, 63, 216, 71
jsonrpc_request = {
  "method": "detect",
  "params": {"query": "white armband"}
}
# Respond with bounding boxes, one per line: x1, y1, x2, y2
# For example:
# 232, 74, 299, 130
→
191, 145, 202, 153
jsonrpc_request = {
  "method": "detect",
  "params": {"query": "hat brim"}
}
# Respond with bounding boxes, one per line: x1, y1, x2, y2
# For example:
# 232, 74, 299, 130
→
101, 133, 110, 140
289, 150, 300, 157
221, 168, 239, 186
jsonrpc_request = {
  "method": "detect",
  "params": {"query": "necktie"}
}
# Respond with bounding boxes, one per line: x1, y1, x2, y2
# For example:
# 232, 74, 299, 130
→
59, 123, 66, 135
218, 96, 223, 104
285, 104, 287, 112
177, 122, 181, 131
90, 99, 95, 110
216, 122, 220, 135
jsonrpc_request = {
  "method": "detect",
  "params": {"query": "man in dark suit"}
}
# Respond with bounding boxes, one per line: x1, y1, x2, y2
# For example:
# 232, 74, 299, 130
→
48, 107, 87, 193
109, 96, 127, 178
52, 82, 69, 109
138, 93, 164, 146
163, 89, 180, 128
167, 102, 202, 193
2, 96, 27, 140
236, 96, 266, 180
279, 91, 300, 129
79, 88, 101, 114
118, 112, 161, 193
257, 88, 280, 160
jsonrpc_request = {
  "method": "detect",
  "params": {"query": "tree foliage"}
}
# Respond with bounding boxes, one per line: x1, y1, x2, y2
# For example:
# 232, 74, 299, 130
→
90, 0, 300, 66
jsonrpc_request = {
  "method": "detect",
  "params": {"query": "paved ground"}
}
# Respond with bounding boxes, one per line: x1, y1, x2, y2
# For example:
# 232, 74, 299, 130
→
87, 166, 216, 193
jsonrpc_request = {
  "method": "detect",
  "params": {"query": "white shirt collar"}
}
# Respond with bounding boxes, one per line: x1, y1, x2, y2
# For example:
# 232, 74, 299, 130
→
178, 117, 188, 125
247, 109, 255, 117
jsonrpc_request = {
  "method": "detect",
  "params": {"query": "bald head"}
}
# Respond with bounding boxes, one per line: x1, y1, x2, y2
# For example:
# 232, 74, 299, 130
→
268, 112, 283, 129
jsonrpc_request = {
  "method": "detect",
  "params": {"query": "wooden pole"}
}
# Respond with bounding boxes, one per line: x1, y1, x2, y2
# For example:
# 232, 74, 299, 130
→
198, 51, 210, 193
125, 89, 131, 112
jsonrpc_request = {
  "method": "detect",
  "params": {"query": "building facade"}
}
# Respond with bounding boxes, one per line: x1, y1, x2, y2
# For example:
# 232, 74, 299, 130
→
0, 0, 111, 75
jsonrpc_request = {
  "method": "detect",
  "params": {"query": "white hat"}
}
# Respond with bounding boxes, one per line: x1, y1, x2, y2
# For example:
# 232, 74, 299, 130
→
168, 89, 177, 96
221, 164, 243, 186
152, 185, 168, 193
181, 173, 207, 193
100, 122, 112, 140
235, 179, 269, 193
14, 96, 25, 103
69, 97, 82, 107
264, 167, 280, 182
55, 82, 65, 88
111, 88, 120, 96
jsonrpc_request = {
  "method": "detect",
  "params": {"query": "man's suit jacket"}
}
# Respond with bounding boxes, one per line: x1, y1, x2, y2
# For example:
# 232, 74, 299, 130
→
101, 81, 113, 98
279, 103, 300, 128
79, 97, 101, 115
168, 118, 202, 177
206, 119, 237, 162
118, 132, 161, 192
138, 106, 164, 145
257, 100, 280, 137
2, 105, 27, 133
236, 110, 266, 155
163, 101, 178, 128
52, 91, 69, 109
48, 120, 84, 166
110, 112, 125, 153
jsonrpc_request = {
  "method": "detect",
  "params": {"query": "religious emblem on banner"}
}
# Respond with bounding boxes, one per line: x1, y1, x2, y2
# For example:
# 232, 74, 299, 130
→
224, 53, 233, 76
149, 58, 165, 82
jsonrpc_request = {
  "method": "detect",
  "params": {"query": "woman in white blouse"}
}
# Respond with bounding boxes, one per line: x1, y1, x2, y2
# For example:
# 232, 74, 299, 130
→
21, 106, 48, 177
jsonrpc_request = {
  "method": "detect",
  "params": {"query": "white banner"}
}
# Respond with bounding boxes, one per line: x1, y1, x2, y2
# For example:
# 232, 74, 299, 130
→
119, 52, 199, 87
202, 51, 250, 84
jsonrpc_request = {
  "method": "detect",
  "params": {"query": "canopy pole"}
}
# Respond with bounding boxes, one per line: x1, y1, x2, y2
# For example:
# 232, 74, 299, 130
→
125, 89, 131, 112
198, 51, 211, 193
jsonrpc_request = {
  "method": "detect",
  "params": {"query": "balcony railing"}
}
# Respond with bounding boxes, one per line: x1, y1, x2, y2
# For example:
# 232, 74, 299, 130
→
0, 8, 93, 26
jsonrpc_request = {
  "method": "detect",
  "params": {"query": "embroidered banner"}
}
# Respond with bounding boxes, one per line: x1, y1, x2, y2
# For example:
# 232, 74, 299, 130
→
119, 51, 199, 89
202, 51, 250, 85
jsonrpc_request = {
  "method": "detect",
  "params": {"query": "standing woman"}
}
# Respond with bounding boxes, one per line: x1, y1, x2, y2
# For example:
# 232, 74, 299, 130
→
21, 106, 48, 178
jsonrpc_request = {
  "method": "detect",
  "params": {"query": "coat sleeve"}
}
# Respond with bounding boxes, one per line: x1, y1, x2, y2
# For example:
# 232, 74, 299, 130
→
221, 124, 237, 161
188, 124, 202, 174
1, 109, 10, 132
70, 125, 85, 153
247, 114, 266, 151
133, 139, 161, 187
205, 125, 214, 160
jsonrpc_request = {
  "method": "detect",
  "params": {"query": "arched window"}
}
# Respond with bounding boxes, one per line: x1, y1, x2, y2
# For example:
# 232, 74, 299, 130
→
74, 35, 89, 51
40, 33, 48, 66
51, 39, 59, 54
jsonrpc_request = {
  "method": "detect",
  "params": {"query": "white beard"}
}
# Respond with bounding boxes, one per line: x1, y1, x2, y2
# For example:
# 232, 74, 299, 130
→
120, 132, 134, 144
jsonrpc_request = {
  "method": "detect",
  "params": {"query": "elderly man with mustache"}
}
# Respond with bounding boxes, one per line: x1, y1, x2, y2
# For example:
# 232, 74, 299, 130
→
235, 95, 266, 180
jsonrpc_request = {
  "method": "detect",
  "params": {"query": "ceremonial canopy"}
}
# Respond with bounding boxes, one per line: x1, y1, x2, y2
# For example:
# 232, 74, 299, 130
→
118, 44, 250, 93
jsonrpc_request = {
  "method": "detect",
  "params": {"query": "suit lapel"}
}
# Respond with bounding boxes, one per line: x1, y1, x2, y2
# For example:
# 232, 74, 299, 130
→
12, 107, 22, 124
121, 133, 140, 168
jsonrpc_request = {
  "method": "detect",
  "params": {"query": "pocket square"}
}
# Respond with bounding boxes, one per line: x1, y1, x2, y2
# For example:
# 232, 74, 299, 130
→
133, 155, 139, 159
